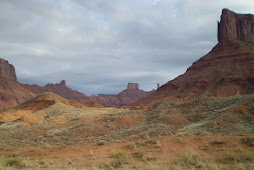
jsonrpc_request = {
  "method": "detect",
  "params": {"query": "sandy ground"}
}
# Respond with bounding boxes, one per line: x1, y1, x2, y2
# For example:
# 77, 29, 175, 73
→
0, 135, 253, 168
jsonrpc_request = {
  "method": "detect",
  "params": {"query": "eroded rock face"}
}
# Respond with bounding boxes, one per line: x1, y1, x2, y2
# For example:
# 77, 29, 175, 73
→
218, 9, 254, 43
127, 83, 139, 90
0, 59, 17, 81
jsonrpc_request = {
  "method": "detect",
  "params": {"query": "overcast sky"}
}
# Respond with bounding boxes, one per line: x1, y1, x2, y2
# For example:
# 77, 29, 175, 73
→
0, 0, 254, 95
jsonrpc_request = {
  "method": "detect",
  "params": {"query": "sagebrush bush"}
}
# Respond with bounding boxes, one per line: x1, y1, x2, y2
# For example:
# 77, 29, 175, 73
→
110, 150, 133, 164
0, 156, 29, 168
178, 152, 201, 165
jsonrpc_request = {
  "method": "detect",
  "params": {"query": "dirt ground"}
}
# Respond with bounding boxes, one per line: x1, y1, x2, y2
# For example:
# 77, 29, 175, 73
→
0, 135, 253, 169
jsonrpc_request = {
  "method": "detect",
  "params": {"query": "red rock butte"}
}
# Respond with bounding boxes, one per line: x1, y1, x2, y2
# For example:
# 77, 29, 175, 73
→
0, 58, 17, 81
218, 9, 254, 44
134, 9, 254, 106
127, 83, 139, 90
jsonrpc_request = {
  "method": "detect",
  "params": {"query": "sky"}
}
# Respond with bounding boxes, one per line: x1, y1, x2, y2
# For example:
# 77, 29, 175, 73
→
0, 0, 254, 95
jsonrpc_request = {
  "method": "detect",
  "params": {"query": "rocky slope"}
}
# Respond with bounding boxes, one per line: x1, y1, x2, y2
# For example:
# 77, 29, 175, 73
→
134, 9, 254, 106
22, 80, 91, 103
0, 59, 34, 109
0, 92, 253, 149
0, 77, 35, 109
218, 9, 254, 43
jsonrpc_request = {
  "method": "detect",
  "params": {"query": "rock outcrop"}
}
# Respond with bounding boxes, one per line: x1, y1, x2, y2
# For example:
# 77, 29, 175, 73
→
127, 83, 139, 90
0, 59, 17, 81
23, 80, 90, 103
0, 60, 33, 109
218, 9, 254, 43
115, 83, 153, 106
135, 9, 254, 106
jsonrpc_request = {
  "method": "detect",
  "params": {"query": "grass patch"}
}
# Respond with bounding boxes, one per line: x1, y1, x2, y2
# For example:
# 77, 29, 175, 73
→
241, 137, 254, 146
178, 152, 202, 165
222, 148, 254, 163
0, 156, 30, 168
106, 150, 133, 169
110, 150, 133, 164
224, 148, 240, 162
168, 151, 206, 169
242, 150, 254, 162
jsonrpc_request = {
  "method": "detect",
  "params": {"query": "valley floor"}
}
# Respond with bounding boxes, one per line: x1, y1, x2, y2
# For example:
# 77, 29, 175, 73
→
0, 93, 253, 169
0, 135, 254, 169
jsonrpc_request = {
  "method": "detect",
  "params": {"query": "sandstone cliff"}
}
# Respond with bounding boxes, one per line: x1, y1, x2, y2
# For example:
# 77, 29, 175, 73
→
127, 83, 139, 90
135, 9, 254, 106
0, 59, 33, 109
0, 58, 17, 81
218, 9, 254, 43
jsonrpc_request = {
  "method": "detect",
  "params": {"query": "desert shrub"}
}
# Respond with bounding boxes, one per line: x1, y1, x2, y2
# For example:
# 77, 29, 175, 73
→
210, 141, 227, 145
178, 152, 201, 165
166, 152, 205, 169
96, 140, 106, 145
144, 140, 161, 148
133, 145, 157, 162
107, 150, 133, 169
0, 156, 29, 168
224, 148, 240, 162
110, 150, 133, 164
241, 137, 254, 146
37, 159, 51, 168
241, 150, 254, 162
145, 140, 158, 144
223, 148, 254, 163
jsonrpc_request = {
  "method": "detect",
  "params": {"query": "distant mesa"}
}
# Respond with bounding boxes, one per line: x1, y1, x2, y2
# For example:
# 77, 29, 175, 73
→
0, 58, 17, 81
127, 83, 139, 90
97, 82, 154, 106
45, 80, 66, 87
60, 80, 66, 86
99, 83, 141, 97
98, 94, 117, 97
